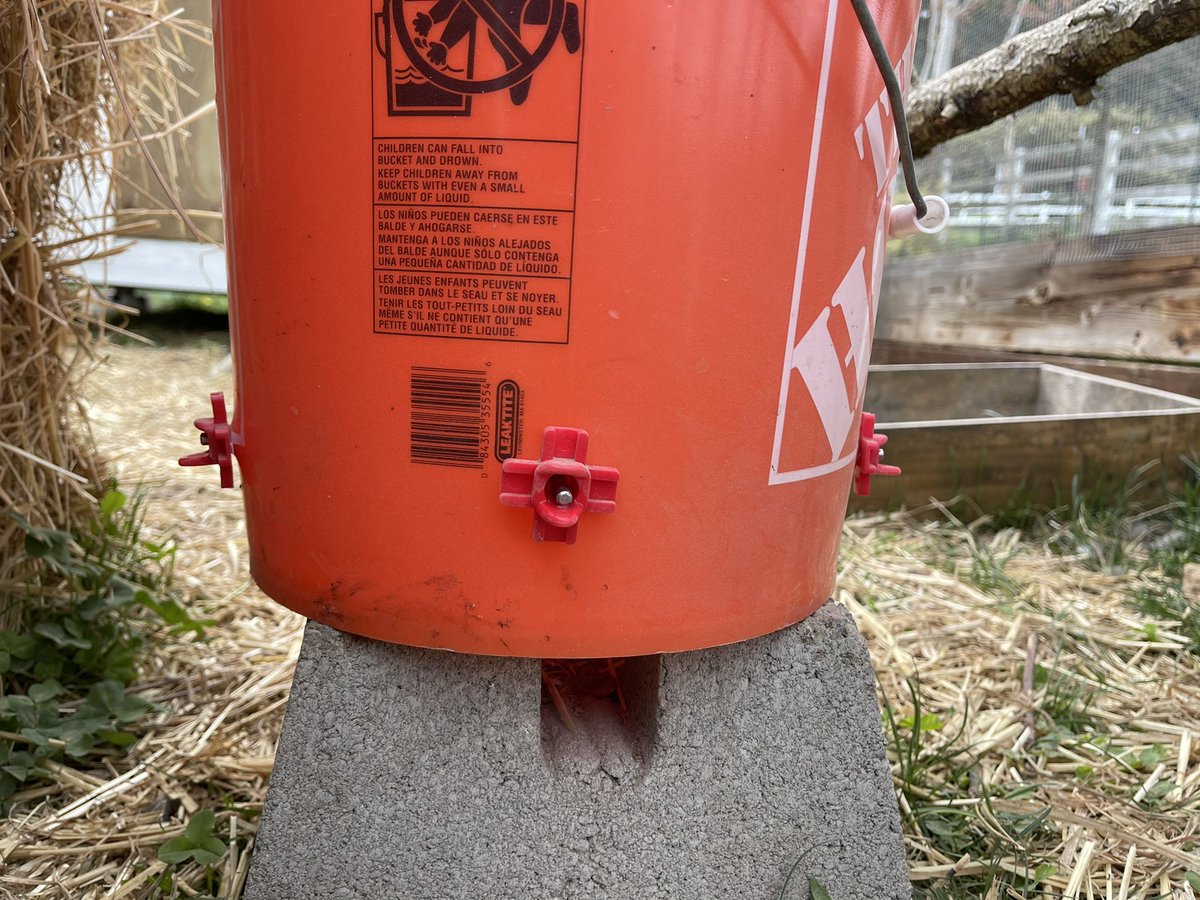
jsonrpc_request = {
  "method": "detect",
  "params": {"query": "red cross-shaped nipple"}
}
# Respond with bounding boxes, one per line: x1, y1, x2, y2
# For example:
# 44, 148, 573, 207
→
500, 426, 619, 544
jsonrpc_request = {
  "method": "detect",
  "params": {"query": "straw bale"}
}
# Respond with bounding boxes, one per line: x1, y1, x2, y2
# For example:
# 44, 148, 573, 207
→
0, 0, 202, 629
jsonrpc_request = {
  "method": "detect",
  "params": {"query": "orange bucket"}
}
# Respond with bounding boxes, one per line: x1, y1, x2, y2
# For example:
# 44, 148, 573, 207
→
196, 0, 922, 656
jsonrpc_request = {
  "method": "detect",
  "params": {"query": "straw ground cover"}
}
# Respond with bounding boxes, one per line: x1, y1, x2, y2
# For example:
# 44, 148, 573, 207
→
842, 513, 1200, 899
1, 340, 302, 897
1, 340, 1196, 897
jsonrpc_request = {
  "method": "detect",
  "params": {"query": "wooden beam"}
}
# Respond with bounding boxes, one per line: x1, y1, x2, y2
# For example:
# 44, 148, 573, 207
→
876, 225, 1200, 363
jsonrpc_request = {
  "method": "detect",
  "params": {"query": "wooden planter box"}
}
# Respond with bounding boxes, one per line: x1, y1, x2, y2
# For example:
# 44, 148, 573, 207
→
856, 363, 1200, 512
870, 340, 1200, 399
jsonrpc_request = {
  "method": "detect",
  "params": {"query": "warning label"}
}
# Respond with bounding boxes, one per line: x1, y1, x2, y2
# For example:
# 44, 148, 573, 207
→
371, 0, 585, 344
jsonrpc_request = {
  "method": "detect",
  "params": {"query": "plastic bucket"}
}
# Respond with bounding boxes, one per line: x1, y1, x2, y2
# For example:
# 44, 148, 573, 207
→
202, 0, 922, 656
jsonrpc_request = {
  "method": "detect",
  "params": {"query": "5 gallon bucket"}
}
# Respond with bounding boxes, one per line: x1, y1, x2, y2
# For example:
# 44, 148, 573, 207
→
201, 0, 923, 656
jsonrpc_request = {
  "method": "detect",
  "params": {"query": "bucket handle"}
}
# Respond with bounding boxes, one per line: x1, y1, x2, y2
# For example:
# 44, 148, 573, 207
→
849, 0, 932, 225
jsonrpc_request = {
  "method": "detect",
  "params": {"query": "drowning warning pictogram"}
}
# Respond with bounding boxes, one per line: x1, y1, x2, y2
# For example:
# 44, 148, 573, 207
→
378, 0, 581, 113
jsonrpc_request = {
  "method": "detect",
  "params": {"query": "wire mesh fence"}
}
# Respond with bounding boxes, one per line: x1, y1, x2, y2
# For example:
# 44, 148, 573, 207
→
912, 0, 1200, 259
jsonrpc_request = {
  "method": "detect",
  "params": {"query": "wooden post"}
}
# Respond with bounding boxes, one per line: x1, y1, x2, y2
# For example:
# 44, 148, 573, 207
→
995, 112, 1026, 242
1005, 146, 1027, 237
115, 0, 222, 243
1091, 129, 1122, 237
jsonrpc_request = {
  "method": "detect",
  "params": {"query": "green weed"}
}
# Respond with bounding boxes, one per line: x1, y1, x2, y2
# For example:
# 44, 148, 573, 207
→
0, 487, 211, 806
1133, 581, 1200, 652
967, 539, 1022, 600
882, 677, 1059, 899
158, 808, 229, 867
979, 455, 1200, 654
1143, 456, 1200, 579
1031, 653, 1100, 744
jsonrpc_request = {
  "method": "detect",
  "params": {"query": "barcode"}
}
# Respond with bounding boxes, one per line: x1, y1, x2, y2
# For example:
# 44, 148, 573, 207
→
410, 367, 488, 468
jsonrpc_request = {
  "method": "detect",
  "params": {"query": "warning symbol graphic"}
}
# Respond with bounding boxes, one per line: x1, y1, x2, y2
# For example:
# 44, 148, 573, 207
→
376, 0, 582, 115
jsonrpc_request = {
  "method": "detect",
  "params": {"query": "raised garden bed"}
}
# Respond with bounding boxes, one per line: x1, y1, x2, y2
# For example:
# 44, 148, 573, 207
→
857, 363, 1200, 511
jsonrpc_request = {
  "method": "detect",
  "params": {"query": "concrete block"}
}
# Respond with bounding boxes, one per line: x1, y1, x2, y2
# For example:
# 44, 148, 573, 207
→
245, 601, 910, 900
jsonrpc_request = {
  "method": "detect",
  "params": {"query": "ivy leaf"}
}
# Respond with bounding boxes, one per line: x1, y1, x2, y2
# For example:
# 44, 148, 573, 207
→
19, 729, 52, 751
3, 762, 31, 782
191, 837, 228, 867
22, 528, 75, 571
87, 680, 124, 714
924, 815, 956, 836
8, 750, 35, 769
2, 748, 35, 782
0, 633, 37, 660
28, 680, 62, 704
115, 694, 152, 724
1033, 863, 1057, 883
63, 617, 86, 640
0, 771, 20, 802
106, 576, 141, 607
31, 654, 63, 682
64, 732, 95, 758
57, 713, 108, 743
138, 593, 213, 636
85, 680, 154, 723
1139, 744, 1167, 770
77, 595, 108, 622
32, 622, 90, 650
98, 730, 137, 747
24, 532, 56, 559
159, 811, 228, 866
6, 696, 37, 728
808, 877, 833, 900
157, 835, 198, 865
100, 644, 140, 685
185, 810, 218, 844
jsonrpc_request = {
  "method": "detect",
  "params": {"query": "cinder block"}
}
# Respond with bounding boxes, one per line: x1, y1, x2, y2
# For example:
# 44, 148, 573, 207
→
246, 602, 910, 900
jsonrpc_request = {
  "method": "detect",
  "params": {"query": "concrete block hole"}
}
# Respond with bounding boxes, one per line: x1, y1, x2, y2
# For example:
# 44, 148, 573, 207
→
540, 656, 660, 783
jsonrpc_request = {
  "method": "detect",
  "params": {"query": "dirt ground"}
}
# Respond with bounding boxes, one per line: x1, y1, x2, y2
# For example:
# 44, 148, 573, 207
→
2, 339, 1197, 899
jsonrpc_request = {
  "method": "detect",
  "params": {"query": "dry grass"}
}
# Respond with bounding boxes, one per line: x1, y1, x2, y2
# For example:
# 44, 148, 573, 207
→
0, 341, 1195, 897
842, 516, 1200, 898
